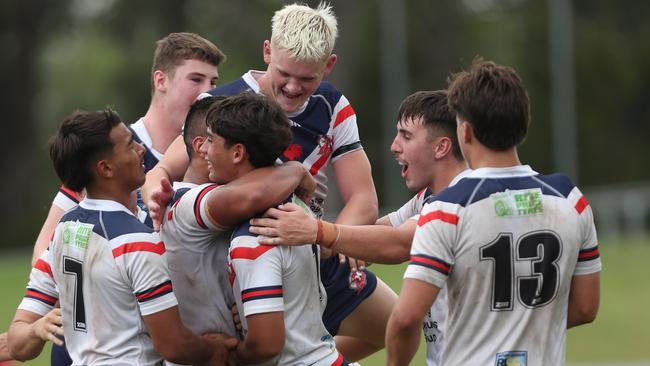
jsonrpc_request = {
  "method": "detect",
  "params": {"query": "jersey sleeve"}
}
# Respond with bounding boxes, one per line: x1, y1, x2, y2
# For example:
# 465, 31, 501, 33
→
111, 231, 178, 316
18, 247, 59, 316
52, 185, 81, 212
330, 94, 362, 162
403, 200, 460, 289
388, 192, 423, 227
171, 184, 224, 232
230, 236, 284, 317
569, 187, 602, 276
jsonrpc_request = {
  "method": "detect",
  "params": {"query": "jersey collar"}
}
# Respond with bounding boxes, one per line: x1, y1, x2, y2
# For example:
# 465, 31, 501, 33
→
465, 165, 538, 179
79, 198, 134, 215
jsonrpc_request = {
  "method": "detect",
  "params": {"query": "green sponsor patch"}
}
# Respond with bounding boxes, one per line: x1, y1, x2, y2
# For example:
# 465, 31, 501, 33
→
291, 195, 312, 215
61, 222, 93, 249
492, 189, 544, 217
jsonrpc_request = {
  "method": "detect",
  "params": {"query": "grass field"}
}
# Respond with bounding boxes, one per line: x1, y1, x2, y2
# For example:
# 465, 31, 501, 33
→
1, 237, 649, 365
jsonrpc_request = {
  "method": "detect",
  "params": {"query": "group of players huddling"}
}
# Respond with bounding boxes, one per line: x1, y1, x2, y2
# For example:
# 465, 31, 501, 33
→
3, 2, 600, 366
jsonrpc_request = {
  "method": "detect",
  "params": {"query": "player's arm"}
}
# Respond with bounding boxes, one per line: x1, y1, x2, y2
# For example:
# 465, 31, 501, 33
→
0, 332, 11, 361
567, 272, 600, 328
144, 306, 237, 365
206, 161, 314, 228
142, 135, 188, 221
234, 312, 284, 364
7, 308, 63, 361
250, 204, 414, 263
386, 278, 439, 366
331, 149, 378, 226
375, 215, 392, 226
31, 204, 65, 265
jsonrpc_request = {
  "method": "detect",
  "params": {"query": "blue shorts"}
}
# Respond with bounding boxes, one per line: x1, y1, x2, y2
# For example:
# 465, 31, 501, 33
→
321, 256, 377, 336
51, 338, 72, 366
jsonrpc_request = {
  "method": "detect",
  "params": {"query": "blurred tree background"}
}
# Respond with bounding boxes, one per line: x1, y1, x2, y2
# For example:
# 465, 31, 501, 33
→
1, 0, 649, 249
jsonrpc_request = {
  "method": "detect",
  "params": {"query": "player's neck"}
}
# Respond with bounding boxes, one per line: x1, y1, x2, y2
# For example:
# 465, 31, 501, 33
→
85, 185, 136, 213
467, 146, 520, 170
183, 161, 210, 186
142, 98, 185, 153
429, 160, 470, 194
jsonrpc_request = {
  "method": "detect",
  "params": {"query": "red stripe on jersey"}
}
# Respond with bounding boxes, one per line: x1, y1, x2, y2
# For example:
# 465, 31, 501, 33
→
167, 199, 181, 222
417, 210, 459, 226
136, 282, 173, 302
112, 241, 166, 258
26, 289, 57, 304
241, 287, 283, 302
578, 246, 600, 261
575, 195, 589, 214
230, 245, 275, 260
416, 188, 427, 199
60, 185, 81, 203
333, 104, 355, 128
34, 259, 53, 278
309, 153, 330, 176
330, 353, 345, 366
410, 255, 451, 274
194, 184, 219, 229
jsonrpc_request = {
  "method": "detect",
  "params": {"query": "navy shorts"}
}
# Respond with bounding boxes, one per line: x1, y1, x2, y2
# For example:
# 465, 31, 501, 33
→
321, 256, 377, 336
51, 337, 72, 366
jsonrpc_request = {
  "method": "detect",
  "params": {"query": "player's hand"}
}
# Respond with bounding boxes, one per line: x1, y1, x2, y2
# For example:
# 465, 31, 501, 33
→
33, 308, 64, 346
147, 177, 173, 231
200, 332, 238, 366
339, 254, 366, 271
230, 303, 242, 336
249, 203, 317, 246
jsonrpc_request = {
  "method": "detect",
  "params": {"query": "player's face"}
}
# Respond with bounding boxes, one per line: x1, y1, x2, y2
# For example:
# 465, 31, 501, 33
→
390, 117, 438, 191
165, 59, 219, 122
263, 42, 336, 113
200, 128, 237, 184
108, 123, 146, 191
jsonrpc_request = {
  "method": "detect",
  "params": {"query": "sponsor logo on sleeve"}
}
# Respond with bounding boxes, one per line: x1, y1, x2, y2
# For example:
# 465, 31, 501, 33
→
495, 351, 527, 366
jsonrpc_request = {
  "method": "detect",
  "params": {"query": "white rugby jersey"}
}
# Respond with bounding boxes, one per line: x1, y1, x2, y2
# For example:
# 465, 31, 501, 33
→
405, 165, 602, 366
387, 170, 469, 366
19, 198, 177, 366
228, 197, 342, 366
52, 185, 83, 212
160, 182, 237, 339
209, 71, 362, 217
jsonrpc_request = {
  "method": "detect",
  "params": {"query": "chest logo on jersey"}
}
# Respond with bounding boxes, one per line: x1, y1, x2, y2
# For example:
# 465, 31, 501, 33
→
492, 188, 544, 218
495, 350, 527, 366
283, 143, 303, 160
62, 222, 93, 250
317, 135, 333, 157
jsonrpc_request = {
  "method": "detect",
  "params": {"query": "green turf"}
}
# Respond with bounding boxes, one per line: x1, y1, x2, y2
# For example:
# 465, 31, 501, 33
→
1, 239, 649, 365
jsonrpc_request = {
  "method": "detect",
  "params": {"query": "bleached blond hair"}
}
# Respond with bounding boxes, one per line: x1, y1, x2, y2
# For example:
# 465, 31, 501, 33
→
271, 2, 338, 61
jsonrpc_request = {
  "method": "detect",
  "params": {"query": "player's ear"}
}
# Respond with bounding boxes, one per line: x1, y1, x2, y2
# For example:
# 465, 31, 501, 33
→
192, 136, 205, 156
153, 69, 167, 93
460, 121, 472, 145
95, 158, 114, 179
434, 136, 452, 159
232, 143, 246, 164
263, 40, 272, 65
322, 54, 337, 78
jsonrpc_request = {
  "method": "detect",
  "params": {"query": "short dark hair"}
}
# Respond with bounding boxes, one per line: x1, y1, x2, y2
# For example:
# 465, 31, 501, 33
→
447, 58, 530, 151
397, 90, 463, 161
49, 109, 122, 191
206, 92, 292, 168
151, 32, 226, 93
183, 95, 225, 159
